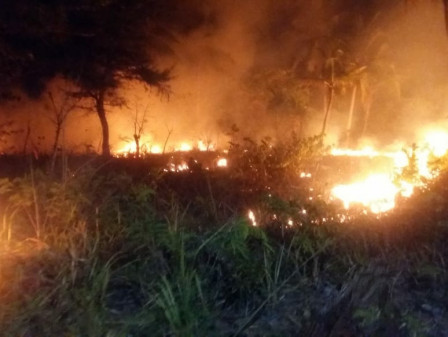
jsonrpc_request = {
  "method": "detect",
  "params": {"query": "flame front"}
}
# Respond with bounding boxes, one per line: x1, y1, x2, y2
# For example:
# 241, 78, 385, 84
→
114, 128, 448, 216
332, 174, 398, 214
330, 129, 448, 214
114, 139, 216, 156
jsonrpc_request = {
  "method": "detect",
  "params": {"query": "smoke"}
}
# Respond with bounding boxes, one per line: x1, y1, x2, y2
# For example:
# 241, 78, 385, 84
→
357, 0, 448, 146
1, 0, 448, 153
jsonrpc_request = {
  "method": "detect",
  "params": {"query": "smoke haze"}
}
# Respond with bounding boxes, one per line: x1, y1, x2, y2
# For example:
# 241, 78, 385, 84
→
1, 0, 448, 153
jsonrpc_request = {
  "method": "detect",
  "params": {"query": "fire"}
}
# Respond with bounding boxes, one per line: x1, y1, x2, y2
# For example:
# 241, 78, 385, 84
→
332, 174, 398, 213
300, 172, 312, 178
248, 210, 257, 227
172, 140, 216, 152
331, 146, 379, 157
164, 161, 190, 172
330, 129, 448, 214
114, 138, 216, 156
176, 142, 193, 152
217, 158, 228, 167
422, 129, 448, 157
198, 140, 215, 151
115, 140, 163, 155
116, 142, 135, 154
150, 145, 163, 154
113, 127, 448, 216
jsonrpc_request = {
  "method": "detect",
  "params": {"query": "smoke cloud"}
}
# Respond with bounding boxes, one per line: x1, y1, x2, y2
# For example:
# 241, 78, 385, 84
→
1, 0, 448, 153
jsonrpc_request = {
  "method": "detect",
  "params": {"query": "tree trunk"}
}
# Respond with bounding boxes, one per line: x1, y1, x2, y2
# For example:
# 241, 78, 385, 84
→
345, 84, 357, 147
321, 82, 334, 136
52, 121, 62, 153
22, 122, 31, 155
134, 134, 140, 158
95, 90, 111, 156
361, 95, 372, 139
321, 59, 335, 137
50, 122, 62, 172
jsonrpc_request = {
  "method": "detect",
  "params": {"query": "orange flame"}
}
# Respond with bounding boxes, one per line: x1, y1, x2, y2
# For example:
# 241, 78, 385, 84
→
332, 174, 398, 213
330, 129, 448, 213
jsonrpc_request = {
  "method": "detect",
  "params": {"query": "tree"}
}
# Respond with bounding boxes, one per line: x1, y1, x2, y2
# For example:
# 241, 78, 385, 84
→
59, 0, 174, 156
130, 100, 150, 158
46, 80, 81, 171
0, 0, 207, 156
245, 68, 313, 138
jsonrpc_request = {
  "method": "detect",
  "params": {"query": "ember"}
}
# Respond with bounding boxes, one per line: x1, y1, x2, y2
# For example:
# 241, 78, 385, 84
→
248, 210, 257, 227
217, 158, 228, 167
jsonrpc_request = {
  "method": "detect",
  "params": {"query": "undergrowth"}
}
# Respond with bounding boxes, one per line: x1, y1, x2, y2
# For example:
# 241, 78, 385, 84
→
0, 141, 448, 336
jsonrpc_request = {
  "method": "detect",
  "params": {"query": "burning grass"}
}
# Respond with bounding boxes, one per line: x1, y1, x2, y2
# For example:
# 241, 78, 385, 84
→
1, 135, 448, 336
329, 129, 448, 214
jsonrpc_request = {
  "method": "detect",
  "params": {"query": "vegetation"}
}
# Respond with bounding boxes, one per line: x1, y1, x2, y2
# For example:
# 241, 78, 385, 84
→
0, 138, 447, 337
0, 0, 207, 156
1, 0, 447, 156
0, 1, 448, 335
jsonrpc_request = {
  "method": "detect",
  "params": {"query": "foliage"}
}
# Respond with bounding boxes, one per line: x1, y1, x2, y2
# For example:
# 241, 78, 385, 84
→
227, 134, 325, 199
0, 153, 448, 336
0, 121, 23, 154
0, 0, 208, 155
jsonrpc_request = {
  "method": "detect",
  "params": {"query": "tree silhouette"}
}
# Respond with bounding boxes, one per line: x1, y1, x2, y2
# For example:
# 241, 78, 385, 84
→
0, 0, 207, 155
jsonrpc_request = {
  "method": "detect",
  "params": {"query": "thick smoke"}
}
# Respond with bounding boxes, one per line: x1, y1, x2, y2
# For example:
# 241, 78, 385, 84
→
1, 0, 448, 153
354, 0, 448, 147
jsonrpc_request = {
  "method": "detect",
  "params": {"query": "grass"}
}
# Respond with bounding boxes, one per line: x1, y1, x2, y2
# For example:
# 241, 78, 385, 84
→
0, 144, 448, 336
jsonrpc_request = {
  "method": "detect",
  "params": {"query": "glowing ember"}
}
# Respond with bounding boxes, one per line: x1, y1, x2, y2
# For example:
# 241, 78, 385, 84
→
177, 162, 189, 171
164, 162, 190, 172
217, 158, 228, 167
248, 210, 257, 227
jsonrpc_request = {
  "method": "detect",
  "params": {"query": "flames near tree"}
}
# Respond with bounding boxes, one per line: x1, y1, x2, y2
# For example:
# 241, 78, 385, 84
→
3, 0, 448, 336
108, 126, 448, 219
